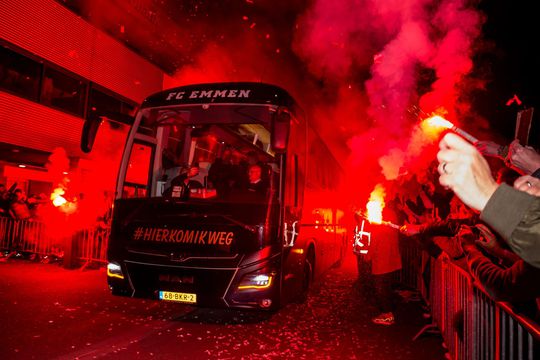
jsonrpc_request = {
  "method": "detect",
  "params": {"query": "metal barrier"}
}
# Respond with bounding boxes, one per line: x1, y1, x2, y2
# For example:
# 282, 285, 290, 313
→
437, 256, 476, 360
472, 287, 540, 359
0, 217, 108, 267
76, 226, 110, 268
399, 237, 423, 291
400, 239, 540, 360
0, 217, 12, 251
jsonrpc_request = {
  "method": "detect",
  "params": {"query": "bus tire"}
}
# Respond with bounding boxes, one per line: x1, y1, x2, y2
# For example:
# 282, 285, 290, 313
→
297, 248, 314, 303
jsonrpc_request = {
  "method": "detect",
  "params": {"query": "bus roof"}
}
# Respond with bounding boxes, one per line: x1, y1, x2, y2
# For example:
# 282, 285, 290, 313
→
141, 82, 299, 111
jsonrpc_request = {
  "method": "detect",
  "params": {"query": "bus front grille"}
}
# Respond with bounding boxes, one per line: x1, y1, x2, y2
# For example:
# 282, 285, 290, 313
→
125, 261, 237, 307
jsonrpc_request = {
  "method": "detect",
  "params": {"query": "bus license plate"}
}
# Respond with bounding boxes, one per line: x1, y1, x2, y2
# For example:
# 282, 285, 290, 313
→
159, 291, 197, 304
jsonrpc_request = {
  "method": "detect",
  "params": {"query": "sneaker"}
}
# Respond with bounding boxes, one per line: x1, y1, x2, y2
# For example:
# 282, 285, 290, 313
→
372, 312, 395, 326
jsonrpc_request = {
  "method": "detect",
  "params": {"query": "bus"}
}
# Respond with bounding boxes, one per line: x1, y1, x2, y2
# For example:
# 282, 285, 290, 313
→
82, 82, 348, 310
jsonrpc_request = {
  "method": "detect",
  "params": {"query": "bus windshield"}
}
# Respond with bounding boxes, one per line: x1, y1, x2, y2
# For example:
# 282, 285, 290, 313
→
122, 104, 280, 203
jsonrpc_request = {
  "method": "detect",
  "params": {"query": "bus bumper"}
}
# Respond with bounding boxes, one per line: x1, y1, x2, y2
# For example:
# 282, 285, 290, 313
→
106, 255, 281, 310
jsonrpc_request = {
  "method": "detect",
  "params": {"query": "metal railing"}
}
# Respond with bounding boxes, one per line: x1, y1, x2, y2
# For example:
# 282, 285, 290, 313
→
73, 226, 110, 268
0, 217, 109, 267
400, 239, 540, 360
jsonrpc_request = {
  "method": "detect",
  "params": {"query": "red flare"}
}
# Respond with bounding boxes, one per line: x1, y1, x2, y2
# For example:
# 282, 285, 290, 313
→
366, 184, 385, 224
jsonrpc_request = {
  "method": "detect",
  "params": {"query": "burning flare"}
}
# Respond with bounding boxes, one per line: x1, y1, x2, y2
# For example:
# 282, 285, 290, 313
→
420, 115, 453, 139
424, 115, 454, 129
50, 186, 77, 214
51, 187, 67, 207
366, 184, 386, 224
362, 184, 400, 229
420, 115, 478, 143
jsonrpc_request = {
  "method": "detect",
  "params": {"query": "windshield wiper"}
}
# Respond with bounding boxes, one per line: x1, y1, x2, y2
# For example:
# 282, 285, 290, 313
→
217, 214, 258, 233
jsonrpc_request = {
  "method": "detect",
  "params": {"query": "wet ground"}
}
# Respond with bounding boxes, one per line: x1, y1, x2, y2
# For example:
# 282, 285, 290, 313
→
0, 254, 446, 359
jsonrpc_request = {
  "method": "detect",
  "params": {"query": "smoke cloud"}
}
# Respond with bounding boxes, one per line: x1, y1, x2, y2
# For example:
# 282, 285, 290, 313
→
79, 0, 487, 208
37, 121, 128, 239
293, 0, 485, 205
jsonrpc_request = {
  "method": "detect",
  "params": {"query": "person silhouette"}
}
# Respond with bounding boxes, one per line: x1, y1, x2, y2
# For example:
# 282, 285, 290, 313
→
164, 164, 203, 200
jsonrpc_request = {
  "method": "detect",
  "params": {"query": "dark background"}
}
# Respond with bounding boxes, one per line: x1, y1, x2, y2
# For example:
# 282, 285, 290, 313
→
475, 0, 538, 145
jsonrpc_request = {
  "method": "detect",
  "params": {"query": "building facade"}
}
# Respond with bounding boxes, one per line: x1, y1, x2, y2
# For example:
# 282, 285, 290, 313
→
0, 0, 166, 196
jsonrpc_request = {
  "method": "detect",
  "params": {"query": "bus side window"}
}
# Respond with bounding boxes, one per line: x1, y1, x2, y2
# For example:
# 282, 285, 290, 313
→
294, 154, 298, 206
285, 154, 298, 207
123, 142, 153, 198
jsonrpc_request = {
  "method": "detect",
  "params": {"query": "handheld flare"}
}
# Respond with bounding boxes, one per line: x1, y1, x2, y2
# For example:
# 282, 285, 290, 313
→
355, 211, 401, 230
451, 126, 478, 144
424, 115, 478, 144
379, 220, 401, 230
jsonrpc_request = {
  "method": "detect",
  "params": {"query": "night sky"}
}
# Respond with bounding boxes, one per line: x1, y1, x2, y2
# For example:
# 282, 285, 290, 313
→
474, 0, 538, 143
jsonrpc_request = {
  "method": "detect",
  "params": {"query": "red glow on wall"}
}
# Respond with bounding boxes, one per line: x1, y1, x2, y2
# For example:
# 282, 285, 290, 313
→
0, 0, 163, 103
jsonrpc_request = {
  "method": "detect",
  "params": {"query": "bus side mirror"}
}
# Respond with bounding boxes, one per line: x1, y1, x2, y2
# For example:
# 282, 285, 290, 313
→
81, 117, 102, 153
271, 109, 290, 153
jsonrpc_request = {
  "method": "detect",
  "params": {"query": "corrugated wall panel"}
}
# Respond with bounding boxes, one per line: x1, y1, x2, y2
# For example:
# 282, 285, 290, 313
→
0, 92, 84, 157
0, 0, 163, 103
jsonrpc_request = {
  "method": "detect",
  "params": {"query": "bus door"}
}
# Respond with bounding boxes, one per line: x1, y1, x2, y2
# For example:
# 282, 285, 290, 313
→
280, 113, 308, 301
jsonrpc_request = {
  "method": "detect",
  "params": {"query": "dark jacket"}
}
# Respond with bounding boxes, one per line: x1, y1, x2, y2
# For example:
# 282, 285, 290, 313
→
465, 245, 540, 303
414, 217, 478, 259
481, 184, 540, 268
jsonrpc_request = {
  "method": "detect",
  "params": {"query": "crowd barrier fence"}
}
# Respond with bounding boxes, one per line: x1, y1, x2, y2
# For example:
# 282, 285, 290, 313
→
0, 217, 109, 268
400, 239, 539, 360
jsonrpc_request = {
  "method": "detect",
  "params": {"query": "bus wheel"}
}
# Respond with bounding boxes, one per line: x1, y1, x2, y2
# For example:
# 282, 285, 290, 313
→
297, 250, 314, 303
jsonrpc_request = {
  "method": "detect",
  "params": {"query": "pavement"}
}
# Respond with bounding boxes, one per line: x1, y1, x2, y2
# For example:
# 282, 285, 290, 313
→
0, 253, 447, 359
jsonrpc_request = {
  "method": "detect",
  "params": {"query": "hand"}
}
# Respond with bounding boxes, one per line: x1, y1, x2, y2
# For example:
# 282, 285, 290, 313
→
400, 224, 421, 236
506, 139, 540, 175
437, 133, 499, 212
456, 225, 476, 252
513, 175, 540, 196
474, 223, 521, 264
474, 224, 499, 250
475, 140, 505, 158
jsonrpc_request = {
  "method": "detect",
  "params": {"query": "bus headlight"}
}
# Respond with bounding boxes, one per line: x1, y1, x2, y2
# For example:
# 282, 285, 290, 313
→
107, 262, 124, 279
237, 273, 274, 290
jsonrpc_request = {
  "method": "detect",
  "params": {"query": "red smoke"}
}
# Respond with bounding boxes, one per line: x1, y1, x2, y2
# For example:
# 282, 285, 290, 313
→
294, 0, 485, 206
37, 122, 127, 240
161, 0, 487, 209
93, 0, 486, 210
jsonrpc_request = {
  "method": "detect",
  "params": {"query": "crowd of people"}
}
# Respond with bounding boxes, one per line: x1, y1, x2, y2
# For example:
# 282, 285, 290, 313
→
1, 184, 114, 264
435, 134, 540, 311
0, 185, 50, 261
357, 134, 540, 328
0, 184, 46, 221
